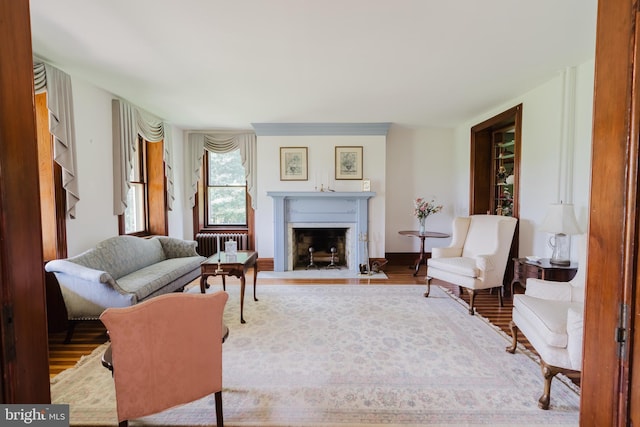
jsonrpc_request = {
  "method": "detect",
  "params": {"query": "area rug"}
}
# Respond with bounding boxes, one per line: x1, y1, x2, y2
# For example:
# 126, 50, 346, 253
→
257, 269, 388, 279
51, 285, 579, 426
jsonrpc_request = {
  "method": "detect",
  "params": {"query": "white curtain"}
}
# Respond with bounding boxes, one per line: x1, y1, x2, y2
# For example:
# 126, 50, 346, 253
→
33, 61, 80, 218
187, 132, 257, 209
112, 99, 175, 215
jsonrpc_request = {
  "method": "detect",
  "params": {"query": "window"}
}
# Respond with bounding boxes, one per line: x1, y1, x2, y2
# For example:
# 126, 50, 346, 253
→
205, 150, 247, 226
124, 136, 147, 234
120, 137, 167, 236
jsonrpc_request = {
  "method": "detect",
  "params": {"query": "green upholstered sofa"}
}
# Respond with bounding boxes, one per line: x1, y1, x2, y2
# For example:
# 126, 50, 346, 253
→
45, 235, 205, 342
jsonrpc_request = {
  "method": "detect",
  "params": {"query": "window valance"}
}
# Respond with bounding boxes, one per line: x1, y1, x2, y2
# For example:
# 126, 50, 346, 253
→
33, 61, 80, 218
112, 99, 175, 215
187, 132, 257, 209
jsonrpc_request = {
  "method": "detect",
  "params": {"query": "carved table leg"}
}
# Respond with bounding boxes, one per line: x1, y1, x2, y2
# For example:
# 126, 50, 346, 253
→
240, 273, 246, 324
424, 276, 431, 297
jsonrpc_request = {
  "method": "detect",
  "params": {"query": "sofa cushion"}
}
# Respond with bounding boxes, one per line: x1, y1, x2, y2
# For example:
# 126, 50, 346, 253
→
428, 257, 479, 278
513, 294, 581, 348
117, 256, 204, 301
70, 236, 166, 279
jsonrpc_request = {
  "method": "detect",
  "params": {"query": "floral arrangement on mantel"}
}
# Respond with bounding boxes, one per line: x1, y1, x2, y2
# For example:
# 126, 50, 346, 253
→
413, 197, 443, 233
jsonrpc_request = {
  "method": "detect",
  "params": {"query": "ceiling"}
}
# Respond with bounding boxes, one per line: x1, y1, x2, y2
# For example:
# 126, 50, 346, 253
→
29, 0, 598, 130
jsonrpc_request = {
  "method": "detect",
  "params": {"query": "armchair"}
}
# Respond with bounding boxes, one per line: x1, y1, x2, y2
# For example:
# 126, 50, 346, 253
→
426, 215, 518, 314
506, 234, 586, 409
100, 291, 229, 426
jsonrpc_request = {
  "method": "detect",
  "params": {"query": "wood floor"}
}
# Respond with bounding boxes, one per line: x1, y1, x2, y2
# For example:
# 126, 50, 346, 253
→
47, 261, 548, 381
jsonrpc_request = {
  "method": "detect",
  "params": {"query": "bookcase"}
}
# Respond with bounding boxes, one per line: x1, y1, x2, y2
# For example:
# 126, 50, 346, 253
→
491, 126, 516, 216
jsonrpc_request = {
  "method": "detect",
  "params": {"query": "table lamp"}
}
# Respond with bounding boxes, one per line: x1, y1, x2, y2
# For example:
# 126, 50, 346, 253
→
539, 202, 582, 265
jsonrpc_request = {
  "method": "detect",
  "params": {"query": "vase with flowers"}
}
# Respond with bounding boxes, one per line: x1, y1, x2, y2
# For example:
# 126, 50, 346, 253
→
413, 197, 443, 234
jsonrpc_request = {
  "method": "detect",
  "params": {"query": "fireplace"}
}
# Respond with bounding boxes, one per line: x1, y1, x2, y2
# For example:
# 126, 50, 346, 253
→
292, 227, 349, 269
267, 191, 375, 272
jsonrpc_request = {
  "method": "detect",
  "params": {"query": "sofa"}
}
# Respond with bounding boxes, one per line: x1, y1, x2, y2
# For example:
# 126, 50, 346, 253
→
45, 235, 206, 342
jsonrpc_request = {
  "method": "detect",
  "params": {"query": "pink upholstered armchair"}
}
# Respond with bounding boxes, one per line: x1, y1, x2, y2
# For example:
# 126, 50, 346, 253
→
100, 291, 228, 426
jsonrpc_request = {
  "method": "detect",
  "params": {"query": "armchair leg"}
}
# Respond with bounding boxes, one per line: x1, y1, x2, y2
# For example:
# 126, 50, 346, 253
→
506, 320, 518, 353
215, 390, 224, 427
424, 276, 431, 297
498, 286, 504, 307
467, 289, 476, 315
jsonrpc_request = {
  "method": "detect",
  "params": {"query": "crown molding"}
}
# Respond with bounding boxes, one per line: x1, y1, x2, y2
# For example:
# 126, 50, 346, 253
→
251, 122, 391, 136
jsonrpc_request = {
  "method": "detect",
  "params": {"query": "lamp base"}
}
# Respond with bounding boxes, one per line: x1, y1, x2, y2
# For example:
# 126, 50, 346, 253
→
549, 233, 571, 266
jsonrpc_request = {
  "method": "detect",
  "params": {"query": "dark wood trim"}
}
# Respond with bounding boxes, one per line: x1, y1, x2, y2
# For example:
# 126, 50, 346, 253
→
470, 104, 522, 218
147, 140, 168, 236
581, 0, 636, 425
0, 0, 51, 403
256, 258, 274, 272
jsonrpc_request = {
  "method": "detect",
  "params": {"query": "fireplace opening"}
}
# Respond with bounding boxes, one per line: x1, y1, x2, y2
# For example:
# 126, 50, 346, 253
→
292, 228, 348, 269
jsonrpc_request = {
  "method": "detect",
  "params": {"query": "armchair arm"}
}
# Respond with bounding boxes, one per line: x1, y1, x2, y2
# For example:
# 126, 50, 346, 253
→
475, 254, 495, 272
45, 259, 113, 284
153, 236, 200, 258
432, 246, 463, 258
525, 278, 572, 301
566, 304, 584, 370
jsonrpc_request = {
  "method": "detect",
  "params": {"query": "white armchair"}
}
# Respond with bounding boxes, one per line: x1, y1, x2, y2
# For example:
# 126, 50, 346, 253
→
506, 234, 586, 410
426, 215, 518, 315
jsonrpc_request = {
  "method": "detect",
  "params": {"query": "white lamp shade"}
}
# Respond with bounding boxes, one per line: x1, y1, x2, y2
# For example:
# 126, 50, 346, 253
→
539, 203, 582, 235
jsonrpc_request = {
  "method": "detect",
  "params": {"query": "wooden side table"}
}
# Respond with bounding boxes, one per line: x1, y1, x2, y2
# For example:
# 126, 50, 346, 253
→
398, 230, 450, 276
511, 258, 578, 295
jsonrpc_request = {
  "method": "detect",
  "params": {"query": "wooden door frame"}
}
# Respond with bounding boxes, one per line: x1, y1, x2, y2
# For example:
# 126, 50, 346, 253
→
469, 104, 522, 218
581, 0, 637, 425
0, 0, 51, 403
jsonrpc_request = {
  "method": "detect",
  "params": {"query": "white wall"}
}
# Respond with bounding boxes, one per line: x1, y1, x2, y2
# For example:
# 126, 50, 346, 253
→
385, 126, 455, 252
450, 60, 595, 259
62, 59, 594, 263
254, 135, 387, 259
66, 76, 118, 255
65, 76, 190, 256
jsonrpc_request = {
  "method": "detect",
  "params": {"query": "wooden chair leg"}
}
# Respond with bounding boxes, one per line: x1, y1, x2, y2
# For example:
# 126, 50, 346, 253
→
215, 391, 224, 427
424, 276, 431, 297
467, 289, 476, 315
506, 320, 518, 353
63, 320, 77, 344
498, 286, 504, 307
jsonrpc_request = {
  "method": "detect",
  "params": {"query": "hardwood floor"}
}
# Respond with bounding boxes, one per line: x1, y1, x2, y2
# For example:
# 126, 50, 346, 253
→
47, 261, 544, 380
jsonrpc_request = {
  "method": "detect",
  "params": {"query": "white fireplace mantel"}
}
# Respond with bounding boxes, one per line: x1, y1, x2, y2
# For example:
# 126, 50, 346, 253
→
267, 191, 376, 271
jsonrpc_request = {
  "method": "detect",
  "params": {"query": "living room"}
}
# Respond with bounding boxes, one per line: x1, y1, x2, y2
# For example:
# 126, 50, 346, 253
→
9, 0, 640, 425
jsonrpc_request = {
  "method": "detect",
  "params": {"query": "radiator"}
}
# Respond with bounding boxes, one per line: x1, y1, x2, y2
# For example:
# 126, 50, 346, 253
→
195, 233, 248, 257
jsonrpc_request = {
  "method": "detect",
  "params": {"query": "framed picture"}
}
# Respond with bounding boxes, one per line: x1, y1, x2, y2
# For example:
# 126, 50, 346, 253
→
280, 147, 308, 180
335, 146, 363, 180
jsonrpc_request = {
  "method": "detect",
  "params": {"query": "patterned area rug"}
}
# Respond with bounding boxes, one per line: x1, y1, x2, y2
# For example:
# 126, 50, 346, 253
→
257, 270, 388, 279
51, 285, 580, 426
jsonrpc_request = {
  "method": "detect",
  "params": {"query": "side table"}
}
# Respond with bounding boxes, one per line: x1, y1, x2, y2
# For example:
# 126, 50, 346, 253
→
511, 258, 578, 295
398, 230, 450, 276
